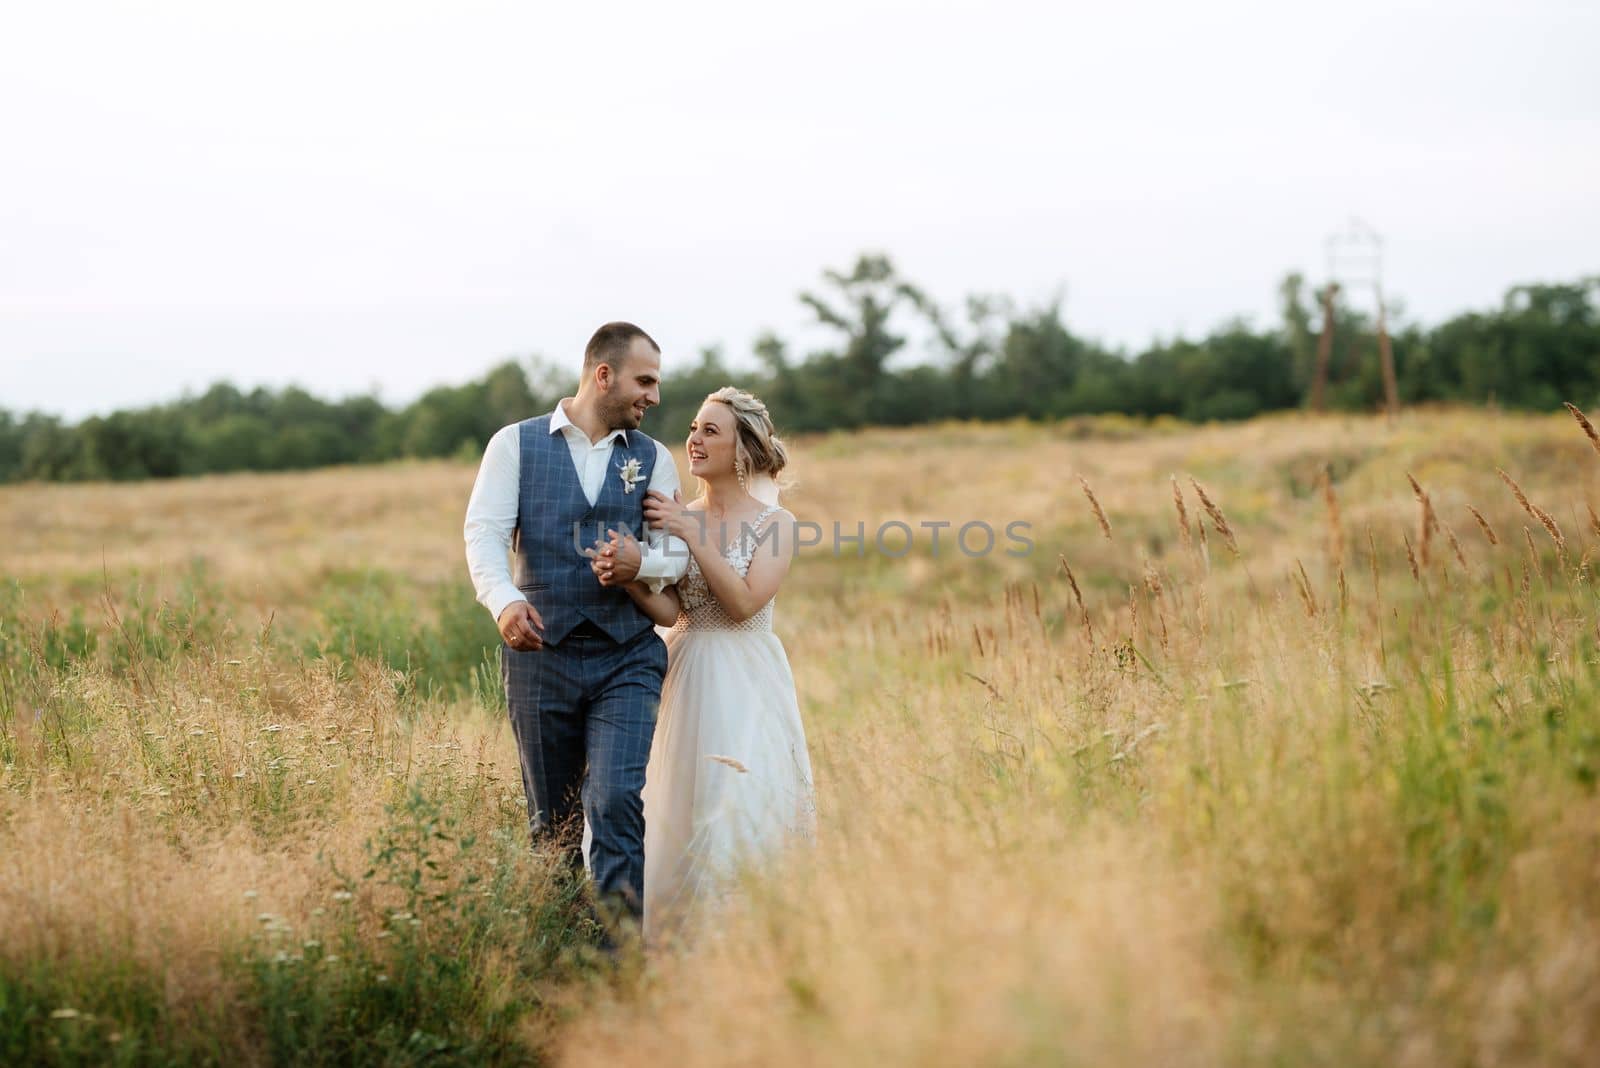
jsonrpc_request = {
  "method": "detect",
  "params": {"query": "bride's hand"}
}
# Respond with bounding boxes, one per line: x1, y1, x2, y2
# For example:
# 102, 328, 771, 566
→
643, 489, 699, 542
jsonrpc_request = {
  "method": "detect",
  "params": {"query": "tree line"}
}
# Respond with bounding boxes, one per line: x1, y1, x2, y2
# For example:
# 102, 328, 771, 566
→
2, 255, 1596, 483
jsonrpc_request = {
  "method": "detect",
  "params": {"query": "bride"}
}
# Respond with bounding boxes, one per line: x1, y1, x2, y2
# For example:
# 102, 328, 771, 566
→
592, 386, 815, 940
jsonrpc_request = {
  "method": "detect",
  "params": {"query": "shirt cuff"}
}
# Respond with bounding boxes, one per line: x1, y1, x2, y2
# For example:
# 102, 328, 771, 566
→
484, 586, 526, 624
635, 544, 685, 594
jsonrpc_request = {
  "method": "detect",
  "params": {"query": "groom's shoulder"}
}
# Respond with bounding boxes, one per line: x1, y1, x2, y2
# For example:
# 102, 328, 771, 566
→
500, 413, 552, 436
482, 414, 551, 455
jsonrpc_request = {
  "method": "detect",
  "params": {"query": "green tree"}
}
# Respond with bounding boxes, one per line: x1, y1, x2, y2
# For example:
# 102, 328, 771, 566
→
1279, 272, 1315, 393
799, 253, 940, 426
987, 301, 1124, 419
0, 411, 21, 482
652, 347, 737, 450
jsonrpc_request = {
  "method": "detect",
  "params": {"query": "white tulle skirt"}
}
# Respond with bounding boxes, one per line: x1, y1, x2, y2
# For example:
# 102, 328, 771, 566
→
641, 624, 816, 940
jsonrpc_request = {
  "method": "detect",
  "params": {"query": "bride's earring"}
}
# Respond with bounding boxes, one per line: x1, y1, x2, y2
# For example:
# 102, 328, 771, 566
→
735, 455, 749, 493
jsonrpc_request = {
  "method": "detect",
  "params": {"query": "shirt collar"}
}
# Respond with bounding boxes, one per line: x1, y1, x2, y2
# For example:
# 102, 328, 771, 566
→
551, 398, 629, 448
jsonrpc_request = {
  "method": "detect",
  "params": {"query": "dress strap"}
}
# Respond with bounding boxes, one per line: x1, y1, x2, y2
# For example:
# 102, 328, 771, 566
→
725, 505, 783, 566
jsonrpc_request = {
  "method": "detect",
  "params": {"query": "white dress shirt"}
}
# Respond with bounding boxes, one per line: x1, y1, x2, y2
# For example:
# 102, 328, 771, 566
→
464, 398, 689, 623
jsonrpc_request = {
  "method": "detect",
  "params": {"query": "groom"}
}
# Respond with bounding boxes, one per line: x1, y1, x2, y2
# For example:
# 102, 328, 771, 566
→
463, 322, 688, 931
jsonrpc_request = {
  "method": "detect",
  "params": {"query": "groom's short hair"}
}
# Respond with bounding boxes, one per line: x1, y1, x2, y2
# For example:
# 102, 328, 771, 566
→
585, 322, 660, 372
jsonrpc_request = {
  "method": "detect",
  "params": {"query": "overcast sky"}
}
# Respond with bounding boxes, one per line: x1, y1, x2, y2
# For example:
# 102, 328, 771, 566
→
3, 0, 1596, 420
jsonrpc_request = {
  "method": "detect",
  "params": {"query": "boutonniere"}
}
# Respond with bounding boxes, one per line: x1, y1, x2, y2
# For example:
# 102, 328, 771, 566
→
617, 457, 644, 494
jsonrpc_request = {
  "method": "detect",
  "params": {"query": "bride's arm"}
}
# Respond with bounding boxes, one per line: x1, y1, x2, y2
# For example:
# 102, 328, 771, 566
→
591, 531, 682, 626
682, 511, 796, 623
621, 580, 681, 627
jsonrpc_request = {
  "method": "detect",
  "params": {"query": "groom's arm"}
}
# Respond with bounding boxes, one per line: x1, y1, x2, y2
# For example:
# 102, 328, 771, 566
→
463, 424, 527, 623
628, 439, 690, 593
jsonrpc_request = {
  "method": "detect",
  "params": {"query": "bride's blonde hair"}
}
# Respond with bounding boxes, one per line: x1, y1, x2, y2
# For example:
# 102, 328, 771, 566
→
704, 386, 789, 487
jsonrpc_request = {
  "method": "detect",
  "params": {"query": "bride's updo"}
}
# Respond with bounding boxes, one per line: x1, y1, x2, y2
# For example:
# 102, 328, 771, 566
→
705, 386, 788, 480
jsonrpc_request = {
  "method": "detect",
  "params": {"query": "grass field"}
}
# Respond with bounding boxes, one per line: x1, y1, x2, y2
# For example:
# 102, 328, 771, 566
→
3, 407, 1599, 1066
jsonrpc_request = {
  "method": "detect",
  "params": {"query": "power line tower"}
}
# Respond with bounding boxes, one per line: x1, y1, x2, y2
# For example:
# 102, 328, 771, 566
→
1309, 218, 1400, 419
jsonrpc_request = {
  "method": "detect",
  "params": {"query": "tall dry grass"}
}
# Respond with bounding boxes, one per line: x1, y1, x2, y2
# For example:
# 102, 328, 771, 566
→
4, 406, 1600, 1064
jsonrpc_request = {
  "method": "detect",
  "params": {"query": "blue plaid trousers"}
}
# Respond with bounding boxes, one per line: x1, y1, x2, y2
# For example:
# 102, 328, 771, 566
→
502, 624, 667, 921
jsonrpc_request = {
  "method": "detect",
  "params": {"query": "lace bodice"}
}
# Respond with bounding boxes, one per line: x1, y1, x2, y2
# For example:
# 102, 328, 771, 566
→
672, 505, 781, 634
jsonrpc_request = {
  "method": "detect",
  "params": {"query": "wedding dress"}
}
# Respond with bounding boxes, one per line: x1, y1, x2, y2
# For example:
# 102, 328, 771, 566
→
640, 503, 816, 939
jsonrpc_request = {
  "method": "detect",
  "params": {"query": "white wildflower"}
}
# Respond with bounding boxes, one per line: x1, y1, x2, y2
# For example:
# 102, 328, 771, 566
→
618, 457, 645, 493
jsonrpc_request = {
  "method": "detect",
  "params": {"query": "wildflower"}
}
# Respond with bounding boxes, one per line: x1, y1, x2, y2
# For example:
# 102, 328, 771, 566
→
51, 1008, 80, 1020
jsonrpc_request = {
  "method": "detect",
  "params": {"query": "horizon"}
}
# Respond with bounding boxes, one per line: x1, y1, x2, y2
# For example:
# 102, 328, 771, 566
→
4, 262, 1594, 424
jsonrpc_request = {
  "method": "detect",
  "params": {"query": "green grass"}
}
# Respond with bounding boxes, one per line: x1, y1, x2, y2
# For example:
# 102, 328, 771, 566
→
0, 783, 608, 1067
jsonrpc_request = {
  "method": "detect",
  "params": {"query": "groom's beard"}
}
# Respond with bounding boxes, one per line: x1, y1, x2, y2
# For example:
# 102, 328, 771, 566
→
602, 395, 644, 430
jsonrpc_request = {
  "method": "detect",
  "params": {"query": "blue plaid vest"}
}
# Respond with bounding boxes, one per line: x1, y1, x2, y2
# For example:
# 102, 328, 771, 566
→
510, 415, 658, 645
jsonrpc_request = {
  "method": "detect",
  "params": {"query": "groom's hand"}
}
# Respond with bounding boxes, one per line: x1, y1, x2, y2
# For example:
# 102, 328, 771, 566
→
497, 601, 545, 651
